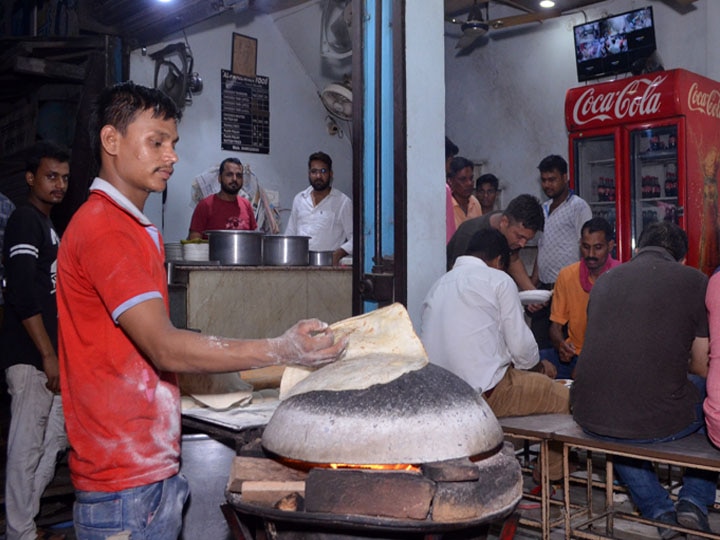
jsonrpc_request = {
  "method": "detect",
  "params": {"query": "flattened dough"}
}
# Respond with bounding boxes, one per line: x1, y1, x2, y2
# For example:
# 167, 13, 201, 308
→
178, 372, 254, 410
279, 303, 428, 400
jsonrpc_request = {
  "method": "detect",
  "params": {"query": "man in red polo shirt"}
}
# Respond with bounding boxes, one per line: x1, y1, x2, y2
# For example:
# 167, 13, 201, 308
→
57, 82, 345, 540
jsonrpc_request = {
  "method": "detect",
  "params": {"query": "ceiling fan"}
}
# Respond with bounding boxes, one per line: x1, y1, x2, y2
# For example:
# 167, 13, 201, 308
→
446, 0, 561, 50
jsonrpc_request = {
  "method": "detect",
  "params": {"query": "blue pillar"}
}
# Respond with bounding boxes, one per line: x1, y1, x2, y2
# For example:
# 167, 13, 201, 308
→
361, 0, 395, 313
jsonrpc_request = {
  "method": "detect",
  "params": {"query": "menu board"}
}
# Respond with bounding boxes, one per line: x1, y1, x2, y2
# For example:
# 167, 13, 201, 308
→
221, 69, 269, 154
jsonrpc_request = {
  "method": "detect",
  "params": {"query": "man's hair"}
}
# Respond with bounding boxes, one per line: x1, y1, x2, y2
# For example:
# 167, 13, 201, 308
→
638, 221, 688, 261
537, 154, 568, 175
308, 151, 332, 170
219, 157, 243, 176
476, 173, 499, 191
445, 136, 459, 160
503, 194, 544, 232
91, 81, 181, 166
581, 217, 614, 241
25, 141, 70, 174
447, 156, 474, 178
466, 228, 510, 268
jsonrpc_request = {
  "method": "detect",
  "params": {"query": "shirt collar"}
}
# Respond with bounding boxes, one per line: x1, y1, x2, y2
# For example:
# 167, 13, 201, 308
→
89, 178, 153, 226
633, 245, 678, 262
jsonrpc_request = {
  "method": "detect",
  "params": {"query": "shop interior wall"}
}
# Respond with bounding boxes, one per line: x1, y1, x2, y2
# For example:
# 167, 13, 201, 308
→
444, 0, 720, 205
129, 2, 354, 242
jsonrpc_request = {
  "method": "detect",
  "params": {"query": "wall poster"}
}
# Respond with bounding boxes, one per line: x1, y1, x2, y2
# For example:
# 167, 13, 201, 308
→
231, 33, 257, 78
221, 69, 269, 154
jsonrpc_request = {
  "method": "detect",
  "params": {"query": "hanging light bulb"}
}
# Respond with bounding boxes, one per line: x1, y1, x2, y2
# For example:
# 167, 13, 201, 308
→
539, 0, 556, 7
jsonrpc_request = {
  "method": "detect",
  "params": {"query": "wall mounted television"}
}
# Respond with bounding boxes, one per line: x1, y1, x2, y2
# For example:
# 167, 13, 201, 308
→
573, 6, 656, 83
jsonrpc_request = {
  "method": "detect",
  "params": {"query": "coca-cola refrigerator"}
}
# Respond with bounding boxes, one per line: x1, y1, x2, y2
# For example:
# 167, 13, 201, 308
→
565, 68, 720, 275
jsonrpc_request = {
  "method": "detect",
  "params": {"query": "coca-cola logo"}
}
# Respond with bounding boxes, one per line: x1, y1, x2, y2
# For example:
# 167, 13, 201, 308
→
572, 75, 668, 126
687, 83, 720, 119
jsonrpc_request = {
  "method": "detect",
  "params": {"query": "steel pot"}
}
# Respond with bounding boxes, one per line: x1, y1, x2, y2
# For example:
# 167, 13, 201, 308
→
309, 250, 334, 266
207, 230, 264, 265
262, 235, 310, 266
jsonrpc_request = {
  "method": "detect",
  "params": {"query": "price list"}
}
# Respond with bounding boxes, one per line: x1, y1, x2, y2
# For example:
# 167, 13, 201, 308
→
221, 69, 269, 154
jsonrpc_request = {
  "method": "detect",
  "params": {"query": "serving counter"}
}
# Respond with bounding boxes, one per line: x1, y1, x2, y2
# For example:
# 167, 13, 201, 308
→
169, 263, 353, 339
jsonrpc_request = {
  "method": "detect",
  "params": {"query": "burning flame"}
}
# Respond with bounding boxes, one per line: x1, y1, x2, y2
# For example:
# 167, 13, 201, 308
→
329, 463, 420, 472
277, 456, 420, 473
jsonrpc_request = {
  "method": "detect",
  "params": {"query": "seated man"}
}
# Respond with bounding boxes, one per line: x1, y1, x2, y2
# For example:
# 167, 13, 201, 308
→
572, 222, 716, 538
285, 151, 352, 266
188, 157, 257, 239
548, 217, 620, 379
422, 228, 569, 481
446, 194, 544, 292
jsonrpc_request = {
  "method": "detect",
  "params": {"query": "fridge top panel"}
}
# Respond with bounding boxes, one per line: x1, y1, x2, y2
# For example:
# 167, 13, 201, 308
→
565, 68, 720, 132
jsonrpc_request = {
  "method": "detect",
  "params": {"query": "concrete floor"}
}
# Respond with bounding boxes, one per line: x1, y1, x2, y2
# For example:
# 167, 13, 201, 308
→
0, 389, 237, 540
1, 407, 719, 540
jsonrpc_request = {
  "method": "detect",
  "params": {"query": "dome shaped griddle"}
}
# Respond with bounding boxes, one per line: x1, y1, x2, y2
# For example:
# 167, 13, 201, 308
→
262, 363, 503, 465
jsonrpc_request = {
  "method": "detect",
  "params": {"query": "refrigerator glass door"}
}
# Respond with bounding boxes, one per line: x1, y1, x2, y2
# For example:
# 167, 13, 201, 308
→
574, 135, 616, 237
629, 125, 679, 250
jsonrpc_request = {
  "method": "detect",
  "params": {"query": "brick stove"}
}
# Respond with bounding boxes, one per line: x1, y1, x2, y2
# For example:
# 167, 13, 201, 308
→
225, 364, 522, 539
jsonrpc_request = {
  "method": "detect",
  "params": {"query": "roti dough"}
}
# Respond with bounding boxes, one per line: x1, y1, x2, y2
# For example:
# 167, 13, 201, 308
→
279, 303, 428, 399
178, 372, 253, 410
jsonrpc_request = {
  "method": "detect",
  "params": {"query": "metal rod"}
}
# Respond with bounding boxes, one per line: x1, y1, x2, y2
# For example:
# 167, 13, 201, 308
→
373, 0, 383, 268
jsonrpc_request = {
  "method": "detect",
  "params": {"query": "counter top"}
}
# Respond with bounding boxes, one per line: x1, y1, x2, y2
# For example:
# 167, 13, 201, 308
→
170, 261, 351, 271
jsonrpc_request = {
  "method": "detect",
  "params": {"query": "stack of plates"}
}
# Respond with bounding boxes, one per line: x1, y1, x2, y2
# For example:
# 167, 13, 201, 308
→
165, 242, 183, 261
182, 242, 210, 261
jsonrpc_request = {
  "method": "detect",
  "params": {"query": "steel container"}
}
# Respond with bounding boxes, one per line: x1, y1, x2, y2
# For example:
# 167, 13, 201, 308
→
309, 250, 334, 266
262, 235, 310, 266
207, 230, 264, 265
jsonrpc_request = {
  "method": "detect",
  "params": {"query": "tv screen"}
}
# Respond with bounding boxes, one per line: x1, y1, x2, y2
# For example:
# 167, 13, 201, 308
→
573, 6, 656, 82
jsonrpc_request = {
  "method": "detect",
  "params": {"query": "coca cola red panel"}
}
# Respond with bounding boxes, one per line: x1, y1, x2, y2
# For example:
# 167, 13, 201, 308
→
566, 69, 720, 273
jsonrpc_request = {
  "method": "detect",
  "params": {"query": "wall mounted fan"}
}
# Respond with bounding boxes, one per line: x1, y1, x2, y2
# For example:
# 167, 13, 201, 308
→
321, 0, 352, 59
150, 43, 203, 110
320, 78, 352, 121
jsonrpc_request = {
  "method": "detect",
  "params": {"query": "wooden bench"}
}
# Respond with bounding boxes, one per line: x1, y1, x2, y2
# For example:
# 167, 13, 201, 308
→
499, 414, 720, 540
499, 414, 578, 540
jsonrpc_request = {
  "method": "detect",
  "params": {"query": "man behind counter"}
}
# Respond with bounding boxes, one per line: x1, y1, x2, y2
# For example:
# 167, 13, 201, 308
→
285, 151, 353, 266
187, 157, 257, 240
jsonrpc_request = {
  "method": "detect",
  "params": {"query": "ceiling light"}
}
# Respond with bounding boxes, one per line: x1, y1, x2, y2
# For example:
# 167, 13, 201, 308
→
539, 0, 556, 7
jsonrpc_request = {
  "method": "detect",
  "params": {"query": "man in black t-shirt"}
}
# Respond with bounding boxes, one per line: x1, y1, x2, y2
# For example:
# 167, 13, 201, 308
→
446, 194, 543, 292
572, 222, 716, 538
0, 141, 70, 540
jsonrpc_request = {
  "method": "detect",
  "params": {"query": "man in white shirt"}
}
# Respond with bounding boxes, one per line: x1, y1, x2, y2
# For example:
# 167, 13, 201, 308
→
530, 154, 593, 361
421, 228, 569, 481
285, 152, 353, 266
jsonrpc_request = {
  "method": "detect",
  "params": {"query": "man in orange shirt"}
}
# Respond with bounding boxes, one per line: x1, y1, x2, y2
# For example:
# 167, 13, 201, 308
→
549, 217, 619, 378
447, 156, 482, 229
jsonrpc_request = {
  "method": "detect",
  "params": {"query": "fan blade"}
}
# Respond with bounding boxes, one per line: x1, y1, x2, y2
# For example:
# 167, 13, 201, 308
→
456, 24, 489, 49
487, 9, 561, 30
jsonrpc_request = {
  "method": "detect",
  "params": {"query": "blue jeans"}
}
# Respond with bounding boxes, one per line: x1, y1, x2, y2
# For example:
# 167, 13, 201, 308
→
73, 473, 189, 540
540, 347, 577, 380
585, 375, 718, 519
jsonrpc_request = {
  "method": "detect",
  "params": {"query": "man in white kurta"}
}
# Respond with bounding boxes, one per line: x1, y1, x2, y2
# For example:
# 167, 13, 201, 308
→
285, 151, 352, 266
421, 228, 569, 480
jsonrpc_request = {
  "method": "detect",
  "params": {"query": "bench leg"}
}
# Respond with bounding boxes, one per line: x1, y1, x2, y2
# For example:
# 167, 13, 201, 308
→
541, 439, 551, 540
606, 455, 614, 537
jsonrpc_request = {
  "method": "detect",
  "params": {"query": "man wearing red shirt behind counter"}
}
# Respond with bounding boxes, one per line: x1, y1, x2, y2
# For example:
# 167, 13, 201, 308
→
187, 156, 257, 240
56, 82, 346, 540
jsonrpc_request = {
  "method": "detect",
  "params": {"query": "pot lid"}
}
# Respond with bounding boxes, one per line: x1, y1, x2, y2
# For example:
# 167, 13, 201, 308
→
262, 363, 503, 465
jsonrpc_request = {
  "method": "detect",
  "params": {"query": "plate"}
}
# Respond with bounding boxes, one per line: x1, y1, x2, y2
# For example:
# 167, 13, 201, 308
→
518, 289, 553, 305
